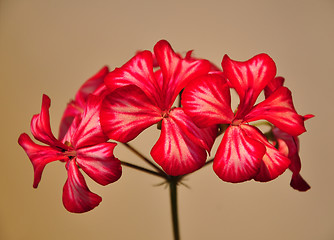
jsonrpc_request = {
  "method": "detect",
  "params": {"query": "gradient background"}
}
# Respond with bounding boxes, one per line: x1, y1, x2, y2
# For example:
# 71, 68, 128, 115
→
1, 1, 333, 240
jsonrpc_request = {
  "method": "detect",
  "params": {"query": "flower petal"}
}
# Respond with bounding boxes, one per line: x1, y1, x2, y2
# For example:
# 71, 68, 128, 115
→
244, 86, 306, 136
100, 85, 162, 142
71, 95, 108, 148
58, 101, 82, 142
76, 142, 122, 186
239, 125, 291, 182
222, 54, 277, 116
104, 51, 162, 107
31, 95, 68, 149
74, 66, 109, 106
290, 174, 311, 192
264, 76, 285, 98
58, 66, 109, 140
182, 73, 234, 128
213, 125, 266, 183
63, 160, 102, 213
154, 40, 211, 109
18, 133, 67, 188
151, 109, 216, 176
273, 127, 310, 191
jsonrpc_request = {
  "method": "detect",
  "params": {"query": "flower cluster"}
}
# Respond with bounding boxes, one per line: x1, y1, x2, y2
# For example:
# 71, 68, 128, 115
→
19, 40, 312, 213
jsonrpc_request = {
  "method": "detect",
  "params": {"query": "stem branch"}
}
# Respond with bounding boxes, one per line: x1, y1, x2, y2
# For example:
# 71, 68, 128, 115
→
122, 143, 167, 176
120, 161, 166, 178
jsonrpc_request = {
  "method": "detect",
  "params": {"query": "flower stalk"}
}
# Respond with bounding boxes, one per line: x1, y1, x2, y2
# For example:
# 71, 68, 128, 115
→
169, 176, 180, 240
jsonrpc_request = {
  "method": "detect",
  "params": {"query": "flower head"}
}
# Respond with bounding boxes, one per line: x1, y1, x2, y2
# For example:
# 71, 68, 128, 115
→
182, 53, 308, 183
19, 70, 121, 213
100, 40, 217, 175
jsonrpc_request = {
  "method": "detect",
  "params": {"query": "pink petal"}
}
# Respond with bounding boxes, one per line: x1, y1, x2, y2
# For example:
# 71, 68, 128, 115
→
239, 125, 291, 182
100, 85, 162, 142
221, 54, 277, 116
18, 133, 67, 188
154, 40, 211, 109
244, 86, 306, 136
213, 125, 266, 183
63, 160, 102, 213
71, 95, 108, 148
58, 67, 109, 140
264, 76, 285, 98
104, 51, 163, 108
76, 142, 122, 186
182, 73, 234, 128
151, 109, 216, 176
31, 95, 68, 150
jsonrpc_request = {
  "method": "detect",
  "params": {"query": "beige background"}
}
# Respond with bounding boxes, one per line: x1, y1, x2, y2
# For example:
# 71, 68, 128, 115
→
1, 0, 333, 240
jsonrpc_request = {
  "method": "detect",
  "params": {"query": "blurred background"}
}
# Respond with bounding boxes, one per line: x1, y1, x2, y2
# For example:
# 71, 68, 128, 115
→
1, 0, 333, 239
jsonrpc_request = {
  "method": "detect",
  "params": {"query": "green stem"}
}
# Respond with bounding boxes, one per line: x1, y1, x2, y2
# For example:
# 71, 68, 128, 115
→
169, 176, 180, 240
120, 161, 166, 178
122, 143, 167, 177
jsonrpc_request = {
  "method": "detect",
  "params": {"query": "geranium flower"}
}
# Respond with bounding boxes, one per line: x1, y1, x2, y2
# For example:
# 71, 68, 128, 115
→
264, 76, 312, 191
100, 40, 217, 176
18, 94, 121, 213
182, 53, 306, 183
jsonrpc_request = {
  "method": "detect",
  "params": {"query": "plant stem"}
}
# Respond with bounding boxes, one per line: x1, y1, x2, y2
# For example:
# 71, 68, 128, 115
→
169, 176, 180, 240
120, 161, 166, 178
122, 143, 167, 177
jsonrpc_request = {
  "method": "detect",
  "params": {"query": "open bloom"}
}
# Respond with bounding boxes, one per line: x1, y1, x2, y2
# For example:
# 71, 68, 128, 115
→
18, 94, 121, 213
100, 40, 217, 175
182, 53, 306, 183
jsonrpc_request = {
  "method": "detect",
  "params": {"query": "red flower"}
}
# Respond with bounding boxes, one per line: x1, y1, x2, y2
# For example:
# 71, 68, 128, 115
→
182, 54, 307, 183
19, 94, 121, 213
100, 40, 217, 176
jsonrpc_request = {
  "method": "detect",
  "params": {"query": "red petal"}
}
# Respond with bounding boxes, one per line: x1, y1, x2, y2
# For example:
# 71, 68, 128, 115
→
151, 109, 216, 176
61, 114, 82, 145
185, 50, 221, 71
76, 142, 122, 186
273, 127, 310, 191
240, 125, 291, 182
74, 66, 109, 106
182, 73, 234, 128
154, 40, 211, 109
264, 76, 285, 98
63, 160, 102, 213
245, 86, 306, 136
290, 174, 311, 191
58, 67, 109, 140
18, 133, 67, 188
71, 95, 108, 148
30, 95, 68, 150
213, 125, 266, 183
222, 54, 277, 116
100, 85, 162, 142
58, 101, 82, 142
104, 51, 162, 107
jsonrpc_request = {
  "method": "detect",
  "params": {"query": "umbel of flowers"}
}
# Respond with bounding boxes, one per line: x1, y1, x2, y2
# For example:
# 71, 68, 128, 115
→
18, 39, 312, 238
